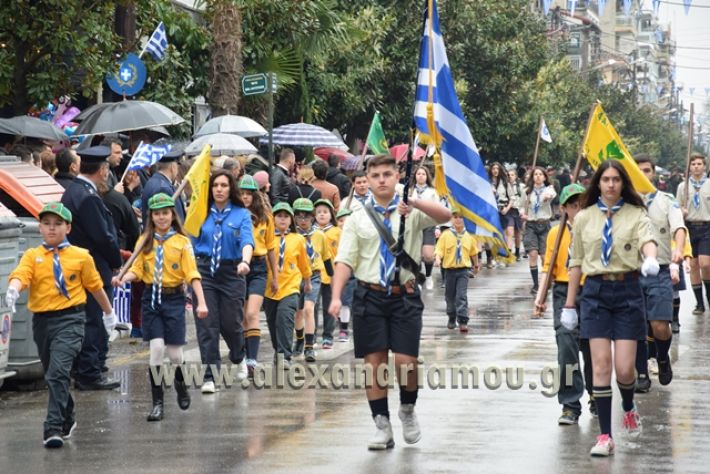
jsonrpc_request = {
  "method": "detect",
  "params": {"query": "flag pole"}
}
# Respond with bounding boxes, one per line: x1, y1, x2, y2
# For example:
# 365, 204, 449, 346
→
530, 116, 543, 171
683, 102, 695, 209
534, 103, 597, 317
344, 142, 369, 211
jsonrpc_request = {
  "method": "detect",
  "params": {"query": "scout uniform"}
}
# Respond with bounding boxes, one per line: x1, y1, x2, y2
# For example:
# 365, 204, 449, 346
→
129, 193, 201, 421
313, 199, 340, 347
676, 176, 710, 311
60, 145, 122, 389
434, 211, 478, 331
9, 203, 104, 446
523, 184, 556, 292
264, 203, 312, 362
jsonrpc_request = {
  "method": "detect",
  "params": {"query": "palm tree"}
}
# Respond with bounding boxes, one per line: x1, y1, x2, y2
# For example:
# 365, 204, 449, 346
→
208, 0, 242, 116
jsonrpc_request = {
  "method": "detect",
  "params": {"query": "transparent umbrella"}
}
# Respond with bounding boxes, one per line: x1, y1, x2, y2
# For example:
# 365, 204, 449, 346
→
193, 114, 267, 138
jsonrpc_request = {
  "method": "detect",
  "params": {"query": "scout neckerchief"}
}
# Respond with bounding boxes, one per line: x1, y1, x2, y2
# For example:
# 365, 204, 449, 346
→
644, 191, 657, 209
297, 225, 316, 263
415, 185, 427, 198
152, 228, 177, 309
533, 186, 544, 215
597, 198, 624, 267
275, 229, 289, 271
450, 228, 464, 265
319, 223, 334, 232
355, 191, 372, 204
43, 239, 71, 299
690, 177, 705, 209
210, 204, 232, 276
370, 195, 400, 288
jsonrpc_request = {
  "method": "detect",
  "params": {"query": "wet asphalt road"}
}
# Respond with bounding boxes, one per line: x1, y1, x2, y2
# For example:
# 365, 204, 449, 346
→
1, 258, 709, 473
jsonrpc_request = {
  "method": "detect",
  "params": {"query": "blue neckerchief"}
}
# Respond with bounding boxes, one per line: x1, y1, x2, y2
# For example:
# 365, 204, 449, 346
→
691, 178, 706, 209
42, 239, 71, 299
152, 229, 176, 309
450, 229, 463, 265
533, 186, 544, 215
276, 229, 289, 271
596, 198, 624, 267
210, 204, 232, 276
370, 195, 400, 288
297, 226, 316, 263
645, 192, 657, 209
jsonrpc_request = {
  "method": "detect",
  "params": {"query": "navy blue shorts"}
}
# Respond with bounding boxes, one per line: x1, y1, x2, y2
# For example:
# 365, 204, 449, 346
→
640, 266, 674, 321
688, 222, 710, 257
141, 290, 187, 345
246, 256, 267, 297
580, 276, 646, 340
298, 271, 322, 308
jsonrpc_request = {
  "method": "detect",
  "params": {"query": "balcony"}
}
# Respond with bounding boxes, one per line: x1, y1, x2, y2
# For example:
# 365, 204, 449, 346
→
615, 15, 636, 33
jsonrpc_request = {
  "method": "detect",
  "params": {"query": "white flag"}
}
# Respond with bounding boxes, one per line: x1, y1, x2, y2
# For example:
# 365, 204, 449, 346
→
540, 119, 552, 143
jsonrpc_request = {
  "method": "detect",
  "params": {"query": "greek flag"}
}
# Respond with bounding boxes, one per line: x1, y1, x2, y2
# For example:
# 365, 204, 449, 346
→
126, 141, 170, 171
112, 282, 132, 331
145, 22, 168, 61
540, 118, 552, 143
414, 0, 510, 259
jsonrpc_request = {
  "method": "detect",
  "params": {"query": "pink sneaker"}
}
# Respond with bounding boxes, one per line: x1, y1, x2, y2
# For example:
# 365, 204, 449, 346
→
622, 406, 642, 436
590, 434, 615, 457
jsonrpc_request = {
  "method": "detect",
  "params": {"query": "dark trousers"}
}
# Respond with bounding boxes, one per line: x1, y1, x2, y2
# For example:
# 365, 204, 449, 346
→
552, 282, 585, 414
445, 268, 470, 323
75, 285, 112, 383
264, 294, 299, 360
316, 283, 335, 339
33, 311, 85, 435
195, 261, 246, 381
130, 281, 145, 329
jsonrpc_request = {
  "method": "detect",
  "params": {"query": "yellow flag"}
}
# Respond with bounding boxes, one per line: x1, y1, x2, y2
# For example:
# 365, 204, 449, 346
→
183, 144, 212, 237
583, 103, 655, 194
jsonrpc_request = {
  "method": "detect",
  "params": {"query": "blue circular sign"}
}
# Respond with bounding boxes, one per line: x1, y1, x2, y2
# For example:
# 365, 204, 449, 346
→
106, 53, 147, 96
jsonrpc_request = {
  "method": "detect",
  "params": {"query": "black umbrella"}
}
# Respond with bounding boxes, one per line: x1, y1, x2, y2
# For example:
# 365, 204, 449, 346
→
0, 115, 68, 141
73, 100, 185, 136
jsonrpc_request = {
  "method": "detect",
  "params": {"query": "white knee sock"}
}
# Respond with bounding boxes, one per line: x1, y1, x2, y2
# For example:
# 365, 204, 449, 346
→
339, 306, 350, 324
149, 338, 166, 366
166, 345, 183, 365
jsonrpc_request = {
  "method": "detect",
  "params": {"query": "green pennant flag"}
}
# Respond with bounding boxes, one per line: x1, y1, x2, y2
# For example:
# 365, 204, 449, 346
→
366, 111, 388, 154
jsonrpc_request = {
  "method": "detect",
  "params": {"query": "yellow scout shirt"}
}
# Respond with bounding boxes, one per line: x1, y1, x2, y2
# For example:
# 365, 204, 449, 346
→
320, 225, 341, 285
642, 191, 686, 265
569, 204, 656, 276
10, 245, 103, 312
336, 206, 436, 285
676, 178, 710, 222
434, 228, 478, 269
266, 233, 312, 300
542, 224, 586, 285
129, 233, 201, 286
252, 214, 276, 257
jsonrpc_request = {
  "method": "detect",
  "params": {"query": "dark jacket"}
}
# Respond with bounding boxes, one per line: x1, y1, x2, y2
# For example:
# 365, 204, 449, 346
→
270, 164, 293, 205
288, 184, 321, 205
54, 172, 76, 190
102, 189, 140, 251
141, 172, 185, 221
326, 167, 351, 199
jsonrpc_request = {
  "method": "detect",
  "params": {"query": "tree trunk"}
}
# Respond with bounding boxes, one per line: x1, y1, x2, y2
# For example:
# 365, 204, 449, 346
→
209, 1, 242, 117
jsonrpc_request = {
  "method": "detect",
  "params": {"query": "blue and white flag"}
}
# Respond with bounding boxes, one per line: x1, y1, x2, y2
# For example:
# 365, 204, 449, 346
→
652, 0, 661, 13
145, 22, 168, 61
684, 0, 692, 15
540, 118, 552, 143
543, 0, 552, 15
126, 141, 171, 171
112, 282, 132, 330
414, 0, 510, 260
598, 0, 607, 16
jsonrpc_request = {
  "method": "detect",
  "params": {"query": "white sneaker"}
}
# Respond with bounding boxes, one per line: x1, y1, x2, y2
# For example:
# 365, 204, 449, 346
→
368, 415, 394, 450
425, 277, 434, 290
648, 358, 659, 375
201, 381, 216, 394
236, 360, 248, 381
398, 404, 421, 444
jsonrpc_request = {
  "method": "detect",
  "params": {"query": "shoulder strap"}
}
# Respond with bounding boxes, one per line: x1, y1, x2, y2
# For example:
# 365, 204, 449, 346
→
307, 188, 317, 200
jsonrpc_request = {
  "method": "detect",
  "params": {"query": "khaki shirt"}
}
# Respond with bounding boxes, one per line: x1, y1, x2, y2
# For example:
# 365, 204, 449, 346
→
523, 185, 556, 220
341, 193, 369, 213
642, 191, 686, 265
336, 205, 437, 284
508, 181, 525, 210
676, 178, 710, 222
569, 204, 656, 275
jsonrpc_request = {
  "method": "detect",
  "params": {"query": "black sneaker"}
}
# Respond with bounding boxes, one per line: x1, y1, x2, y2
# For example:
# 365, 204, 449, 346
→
62, 420, 77, 439
658, 359, 673, 385
588, 399, 598, 418
447, 319, 456, 330
693, 305, 705, 315
635, 374, 651, 393
292, 339, 304, 357
43, 432, 64, 448
671, 321, 680, 333
304, 348, 316, 362
530, 285, 539, 295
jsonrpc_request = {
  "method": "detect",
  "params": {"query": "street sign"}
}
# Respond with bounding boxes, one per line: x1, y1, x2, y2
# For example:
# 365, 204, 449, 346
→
242, 73, 268, 96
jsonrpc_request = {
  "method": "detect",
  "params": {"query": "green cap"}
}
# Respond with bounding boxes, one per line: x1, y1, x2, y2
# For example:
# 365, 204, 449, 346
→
450, 206, 462, 215
336, 208, 352, 219
313, 199, 334, 211
148, 193, 175, 210
39, 202, 72, 223
559, 183, 586, 205
292, 198, 314, 213
239, 175, 258, 191
272, 202, 294, 217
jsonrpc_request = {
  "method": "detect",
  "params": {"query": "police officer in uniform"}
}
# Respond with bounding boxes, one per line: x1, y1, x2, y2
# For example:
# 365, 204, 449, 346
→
141, 149, 185, 221
61, 146, 123, 390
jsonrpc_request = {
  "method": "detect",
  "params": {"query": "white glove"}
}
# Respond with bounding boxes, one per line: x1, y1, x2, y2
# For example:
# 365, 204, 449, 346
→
560, 307, 578, 331
5, 287, 19, 312
641, 256, 660, 277
102, 311, 117, 335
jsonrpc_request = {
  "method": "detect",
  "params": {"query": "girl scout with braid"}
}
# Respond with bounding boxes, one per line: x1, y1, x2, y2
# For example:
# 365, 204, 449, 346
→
239, 175, 278, 378
8, 203, 116, 448
563, 161, 658, 457
114, 193, 208, 422
314, 199, 339, 348
292, 198, 333, 362
264, 202, 312, 366
521, 166, 557, 294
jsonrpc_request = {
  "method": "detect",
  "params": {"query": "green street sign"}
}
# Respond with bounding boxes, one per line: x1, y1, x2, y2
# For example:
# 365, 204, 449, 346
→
242, 73, 268, 96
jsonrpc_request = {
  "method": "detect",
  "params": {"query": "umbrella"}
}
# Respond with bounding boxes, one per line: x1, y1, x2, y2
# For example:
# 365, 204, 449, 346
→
314, 147, 359, 171
259, 123, 347, 149
0, 116, 68, 141
73, 100, 185, 136
185, 133, 257, 157
389, 144, 425, 162
193, 114, 267, 138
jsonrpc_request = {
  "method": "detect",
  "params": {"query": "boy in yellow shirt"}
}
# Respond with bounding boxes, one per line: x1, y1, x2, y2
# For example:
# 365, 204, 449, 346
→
7, 202, 115, 448
434, 207, 479, 333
